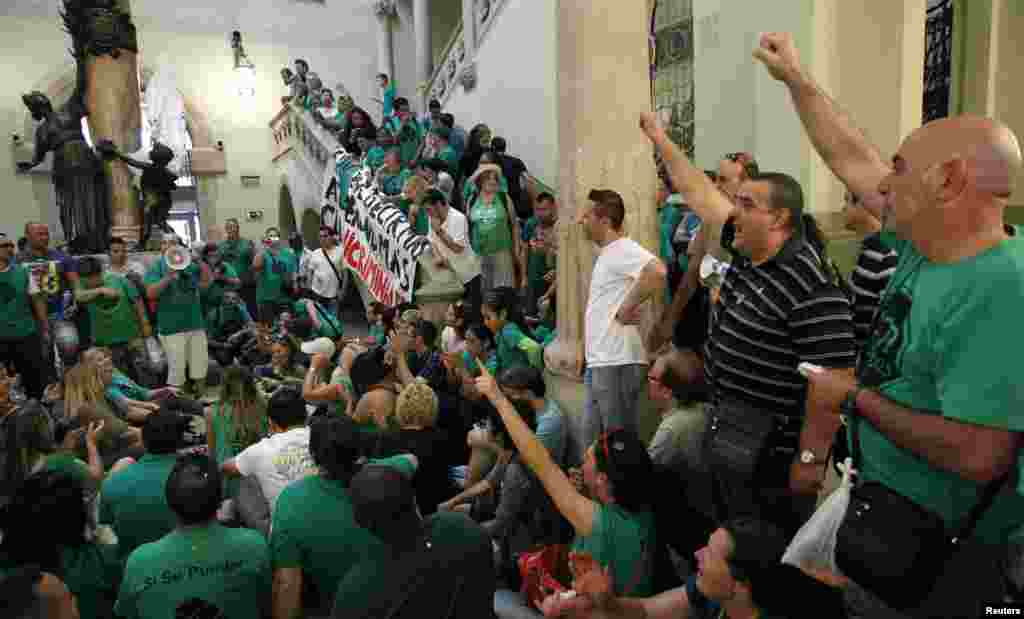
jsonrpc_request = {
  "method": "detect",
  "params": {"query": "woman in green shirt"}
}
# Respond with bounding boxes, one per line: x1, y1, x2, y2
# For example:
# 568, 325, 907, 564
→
397, 175, 430, 236
468, 164, 521, 291
481, 287, 542, 370
474, 367, 658, 605
206, 366, 269, 505
375, 148, 412, 197
0, 471, 122, 619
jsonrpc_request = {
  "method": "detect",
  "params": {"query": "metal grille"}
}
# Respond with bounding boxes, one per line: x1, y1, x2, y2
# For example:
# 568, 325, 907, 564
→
652, 0, 695, 158
923, 0, 954, 123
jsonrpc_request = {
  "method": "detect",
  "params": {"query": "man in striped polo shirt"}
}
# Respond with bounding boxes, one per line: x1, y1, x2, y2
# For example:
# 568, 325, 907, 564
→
641, 115, 857, 535
843, 190, 899, 345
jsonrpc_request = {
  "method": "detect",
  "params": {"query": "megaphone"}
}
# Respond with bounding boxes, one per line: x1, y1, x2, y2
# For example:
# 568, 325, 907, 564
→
699, 254, 731, 288
164, 245, 192, 271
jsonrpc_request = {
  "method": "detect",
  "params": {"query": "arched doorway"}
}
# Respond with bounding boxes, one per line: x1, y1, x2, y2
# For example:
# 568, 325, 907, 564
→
278, 184, 298, 240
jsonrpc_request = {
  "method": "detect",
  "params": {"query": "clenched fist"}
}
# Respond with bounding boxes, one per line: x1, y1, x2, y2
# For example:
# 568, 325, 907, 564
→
752, 32, 803, 85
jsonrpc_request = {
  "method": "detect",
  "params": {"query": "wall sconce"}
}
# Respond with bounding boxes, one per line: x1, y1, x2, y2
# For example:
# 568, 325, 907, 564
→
231, 30, 256, 98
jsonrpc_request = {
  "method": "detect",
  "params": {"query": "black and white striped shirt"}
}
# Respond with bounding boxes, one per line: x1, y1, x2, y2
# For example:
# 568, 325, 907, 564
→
703, 236, 857, 419
849, 233, 899, 343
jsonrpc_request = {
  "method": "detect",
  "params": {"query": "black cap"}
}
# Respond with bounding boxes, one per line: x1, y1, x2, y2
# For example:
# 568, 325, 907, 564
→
429, 99, 441, 110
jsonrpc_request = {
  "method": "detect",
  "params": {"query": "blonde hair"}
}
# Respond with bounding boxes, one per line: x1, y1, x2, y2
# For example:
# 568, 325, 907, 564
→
395, 381, 438, 428
63, 364, 107, 419
81, 347, 111, 366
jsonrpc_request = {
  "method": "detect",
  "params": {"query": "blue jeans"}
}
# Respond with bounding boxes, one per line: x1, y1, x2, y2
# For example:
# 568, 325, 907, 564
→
494, 589, 542, 619
582, 364, 647, 458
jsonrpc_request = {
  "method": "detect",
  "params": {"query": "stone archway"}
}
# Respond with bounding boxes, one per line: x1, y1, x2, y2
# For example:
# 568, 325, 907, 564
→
278, 183, 299, 240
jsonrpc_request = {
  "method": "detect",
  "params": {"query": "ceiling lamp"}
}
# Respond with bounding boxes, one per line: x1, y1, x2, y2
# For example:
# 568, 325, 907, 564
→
231, 30, 256, 98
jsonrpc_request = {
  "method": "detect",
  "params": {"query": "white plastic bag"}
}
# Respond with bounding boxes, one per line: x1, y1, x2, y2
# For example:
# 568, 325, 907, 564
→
781, 457, 856, 573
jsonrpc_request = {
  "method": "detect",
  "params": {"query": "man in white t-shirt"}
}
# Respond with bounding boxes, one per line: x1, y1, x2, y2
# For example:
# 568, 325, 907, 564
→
579, 188, 667, 457
222, 386, 317, 517
301, 225, 346, 316
422, 189, 484, 323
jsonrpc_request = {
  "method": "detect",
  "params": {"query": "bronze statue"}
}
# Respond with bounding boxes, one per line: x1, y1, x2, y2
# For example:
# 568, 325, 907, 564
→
17, 92, 110, 255
281, 67, 307, 105
96, 140, 177, 250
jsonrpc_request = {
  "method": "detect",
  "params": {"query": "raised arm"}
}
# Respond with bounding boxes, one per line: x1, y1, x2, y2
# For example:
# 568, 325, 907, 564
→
95, 139, 155, 171
753, 32, 890, 217
474, 360, 598, 536
640, 114, 734, 230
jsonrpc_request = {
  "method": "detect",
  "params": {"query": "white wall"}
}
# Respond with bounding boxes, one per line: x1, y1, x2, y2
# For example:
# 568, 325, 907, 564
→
0, 13, 379, 243
441, 0, 560, 188
693, 0, 816, 206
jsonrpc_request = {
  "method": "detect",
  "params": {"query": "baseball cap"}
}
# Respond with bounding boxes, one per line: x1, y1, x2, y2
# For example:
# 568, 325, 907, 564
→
301, 337, 336, 357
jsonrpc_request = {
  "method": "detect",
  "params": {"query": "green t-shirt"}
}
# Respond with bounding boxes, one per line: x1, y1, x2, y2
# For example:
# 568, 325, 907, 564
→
207, 303, 253, 341
436, 145, 458, 176
80, 272, 141, 346
522, 217, 554, 298
853, 232, 1024, 544
332, 511, 494, 617
144, 259, 204, 336
41, 452, 92, 488
469, 194, 514, 256
294, 300, 344, 339
255, 247, 298, 305
1, 543, 122, 619
571, 504, 655, 597
366, 146, 387, 170
99, 453, 180, 558
210, 400, 269, 499
270, 455, 416, 609
202, 263, 240, 316
0, 264, 37, 337
461, 350, 499, 377
496, 322, 541, 370
114, 524, 271, 619
397, 196, 430, 236
384, 117, 422, 167
218, 239, 255, 280
379, 167, 412, 197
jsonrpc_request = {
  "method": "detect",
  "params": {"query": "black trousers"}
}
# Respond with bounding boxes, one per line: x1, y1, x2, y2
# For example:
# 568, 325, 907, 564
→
0, 332, 49, 399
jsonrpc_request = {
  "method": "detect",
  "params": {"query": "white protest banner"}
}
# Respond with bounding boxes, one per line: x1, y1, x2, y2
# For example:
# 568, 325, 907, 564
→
322, 150, 429, 305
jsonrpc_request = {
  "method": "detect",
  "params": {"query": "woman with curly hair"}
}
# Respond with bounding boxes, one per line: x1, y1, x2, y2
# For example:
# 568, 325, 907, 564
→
374, 381, 450, 515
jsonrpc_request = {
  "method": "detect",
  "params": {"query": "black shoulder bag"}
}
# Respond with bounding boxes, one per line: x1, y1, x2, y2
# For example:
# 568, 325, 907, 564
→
834, 406, 1009, 610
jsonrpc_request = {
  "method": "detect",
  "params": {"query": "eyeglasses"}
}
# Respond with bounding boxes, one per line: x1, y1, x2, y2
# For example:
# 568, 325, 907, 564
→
724, 152, 752, 164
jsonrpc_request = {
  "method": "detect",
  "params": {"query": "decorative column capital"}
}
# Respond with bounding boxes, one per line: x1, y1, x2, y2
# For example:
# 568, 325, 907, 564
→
372, 0, 397, 20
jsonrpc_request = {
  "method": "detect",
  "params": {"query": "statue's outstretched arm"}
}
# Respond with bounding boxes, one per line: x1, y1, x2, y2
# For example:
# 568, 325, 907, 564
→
96, 139, 154, 171
17, 126, 51, 170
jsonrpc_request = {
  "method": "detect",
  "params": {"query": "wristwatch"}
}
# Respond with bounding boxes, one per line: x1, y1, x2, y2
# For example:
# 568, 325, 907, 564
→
800, 449, 821, 465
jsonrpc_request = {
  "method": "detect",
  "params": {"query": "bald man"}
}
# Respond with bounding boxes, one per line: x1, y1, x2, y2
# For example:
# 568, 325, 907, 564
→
755, 32, 1024, 615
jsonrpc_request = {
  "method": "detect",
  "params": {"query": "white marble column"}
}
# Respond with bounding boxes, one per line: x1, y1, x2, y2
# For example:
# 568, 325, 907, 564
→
461, 0, 477, 57
373, 1, 396, 82
414, 0, 433, 99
